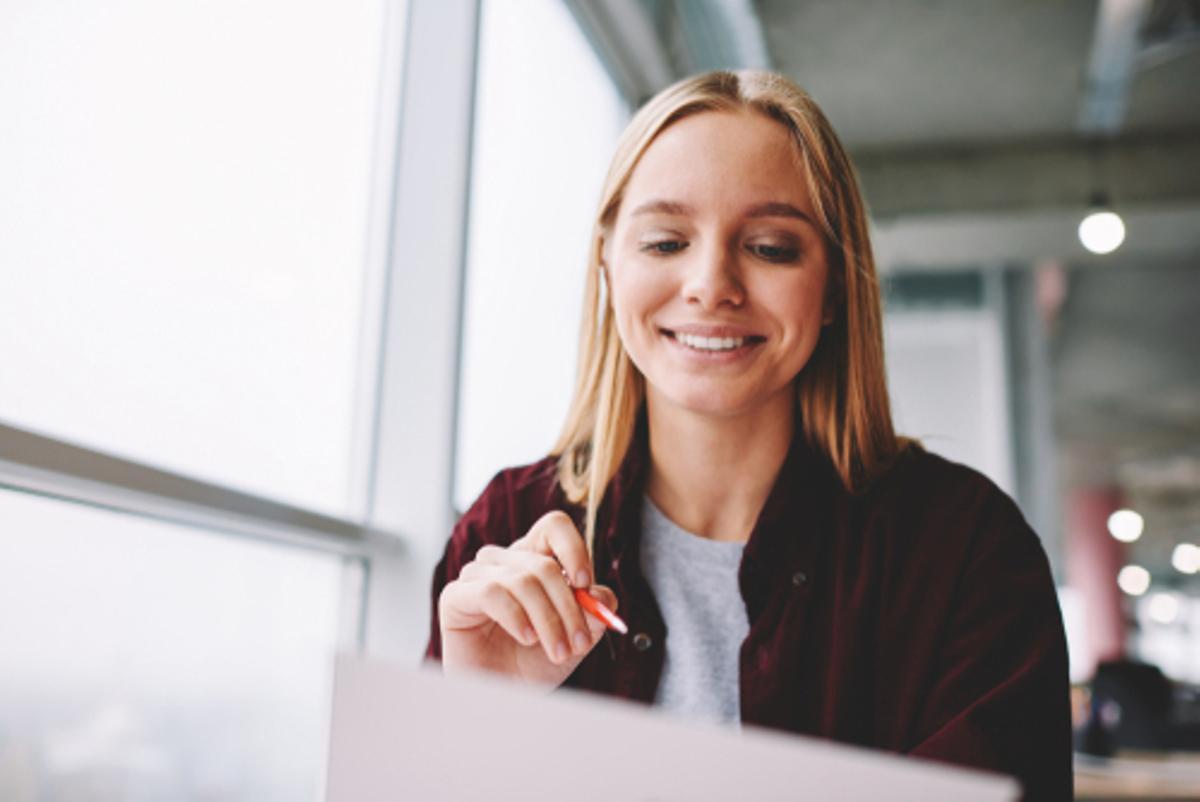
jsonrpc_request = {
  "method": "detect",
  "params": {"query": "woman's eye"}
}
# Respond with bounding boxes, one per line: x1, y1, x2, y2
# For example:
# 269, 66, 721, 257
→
641, 240, 688, 256
748, 242, 800, 262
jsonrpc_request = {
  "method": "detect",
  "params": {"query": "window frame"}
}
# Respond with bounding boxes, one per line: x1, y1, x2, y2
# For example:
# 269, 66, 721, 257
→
0, 0, 482, 660
0, 0, 640, 660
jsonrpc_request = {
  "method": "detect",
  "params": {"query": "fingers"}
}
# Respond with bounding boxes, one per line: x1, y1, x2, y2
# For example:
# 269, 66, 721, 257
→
448, 512, 603, 665
587, 584, 618, 613
501, 564, 589, 663
441, 579, 536, 647
455, 548, 594, 664
516, 511, 593, 590
475, 582, 537, 647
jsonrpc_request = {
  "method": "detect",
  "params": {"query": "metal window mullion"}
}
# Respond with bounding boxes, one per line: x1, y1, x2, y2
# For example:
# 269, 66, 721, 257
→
348, 0, 414, 525
0, 421, 376, 557
357, 0, 482, 660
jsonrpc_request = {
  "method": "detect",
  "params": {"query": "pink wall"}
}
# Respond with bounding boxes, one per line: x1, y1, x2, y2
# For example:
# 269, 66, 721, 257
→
1065, 486, 1127, 678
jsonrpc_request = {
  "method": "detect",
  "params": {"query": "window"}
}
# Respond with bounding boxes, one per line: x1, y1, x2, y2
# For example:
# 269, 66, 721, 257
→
0, 0, 391, 516
0, 0, 402, 798
884, 273, 1015, 495
0, 487, 359, 800
454, 0, 626, 512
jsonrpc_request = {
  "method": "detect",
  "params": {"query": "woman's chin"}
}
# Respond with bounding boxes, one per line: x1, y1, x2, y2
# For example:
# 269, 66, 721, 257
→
644, 374, 800, 423
650, 387, 764, 420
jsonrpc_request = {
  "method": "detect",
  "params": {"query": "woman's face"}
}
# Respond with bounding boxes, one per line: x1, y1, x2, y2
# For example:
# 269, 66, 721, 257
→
606, 109, 833, 421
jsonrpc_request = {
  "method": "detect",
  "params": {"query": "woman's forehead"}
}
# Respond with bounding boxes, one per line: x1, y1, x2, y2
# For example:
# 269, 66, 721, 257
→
620, 109, 813, 216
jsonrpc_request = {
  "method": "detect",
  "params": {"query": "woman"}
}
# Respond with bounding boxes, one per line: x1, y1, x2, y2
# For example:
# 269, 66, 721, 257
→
425, 70, 1071, 801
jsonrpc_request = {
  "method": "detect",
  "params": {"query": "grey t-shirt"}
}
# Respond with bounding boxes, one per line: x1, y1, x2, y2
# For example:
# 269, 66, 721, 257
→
640, 494, 750, 727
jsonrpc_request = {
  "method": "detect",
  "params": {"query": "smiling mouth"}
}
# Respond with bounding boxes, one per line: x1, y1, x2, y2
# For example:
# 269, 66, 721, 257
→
659, 328, 767, 353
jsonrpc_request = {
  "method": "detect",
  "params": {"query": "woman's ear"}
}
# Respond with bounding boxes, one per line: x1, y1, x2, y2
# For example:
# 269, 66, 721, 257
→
598, 237, 611, 284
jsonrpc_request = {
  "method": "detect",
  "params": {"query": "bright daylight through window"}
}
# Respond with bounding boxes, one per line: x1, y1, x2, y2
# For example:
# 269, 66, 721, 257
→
454, 0, 626, 512
0, 0, 389, 516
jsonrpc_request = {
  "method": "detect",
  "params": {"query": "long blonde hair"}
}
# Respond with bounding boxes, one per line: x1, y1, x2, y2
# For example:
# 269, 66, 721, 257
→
551, 70, 907, 556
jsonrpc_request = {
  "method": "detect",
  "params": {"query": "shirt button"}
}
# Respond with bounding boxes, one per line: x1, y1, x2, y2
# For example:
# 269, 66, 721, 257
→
791, 570, 808, 587
632, 632, 653, 652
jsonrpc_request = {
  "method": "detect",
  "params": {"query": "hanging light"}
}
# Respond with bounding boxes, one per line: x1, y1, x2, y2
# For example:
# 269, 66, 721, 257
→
1079, 192, 1125, 255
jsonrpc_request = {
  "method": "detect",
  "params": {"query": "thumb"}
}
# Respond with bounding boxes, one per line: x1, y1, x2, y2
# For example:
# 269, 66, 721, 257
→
588, 584, 618, 612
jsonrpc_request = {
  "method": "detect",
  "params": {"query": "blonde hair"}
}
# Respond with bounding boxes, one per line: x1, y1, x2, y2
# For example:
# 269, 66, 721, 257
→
550, 70, 908, 556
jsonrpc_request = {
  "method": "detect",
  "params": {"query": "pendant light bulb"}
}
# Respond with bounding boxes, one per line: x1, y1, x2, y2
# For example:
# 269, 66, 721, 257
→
1079, 192, 1125, 255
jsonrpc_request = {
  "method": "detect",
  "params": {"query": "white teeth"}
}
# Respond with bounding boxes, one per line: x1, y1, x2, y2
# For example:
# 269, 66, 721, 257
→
672, 332, 746, 351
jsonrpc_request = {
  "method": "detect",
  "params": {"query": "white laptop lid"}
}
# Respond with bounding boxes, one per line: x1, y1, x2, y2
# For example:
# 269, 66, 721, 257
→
326, 655, 1020, 802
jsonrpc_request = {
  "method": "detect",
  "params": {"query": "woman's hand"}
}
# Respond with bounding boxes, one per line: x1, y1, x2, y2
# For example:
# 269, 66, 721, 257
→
438, 510, 619, 687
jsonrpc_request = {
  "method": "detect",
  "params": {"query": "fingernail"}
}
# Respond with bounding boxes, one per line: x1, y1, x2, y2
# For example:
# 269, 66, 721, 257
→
554, 642, 569, 663
575, 570, 589, 588
573, 630, 590, 652
522, 627, 536, 645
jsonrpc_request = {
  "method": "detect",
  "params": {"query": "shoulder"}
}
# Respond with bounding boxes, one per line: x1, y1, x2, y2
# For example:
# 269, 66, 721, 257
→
849, 449, 1062, 656
867, 445, 1023, 528
878, 445, 1004, 501
857, 445, 1045, 575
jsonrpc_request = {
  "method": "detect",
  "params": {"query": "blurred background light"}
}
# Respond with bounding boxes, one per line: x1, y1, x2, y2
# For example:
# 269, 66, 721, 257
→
1146, 592, 1181, 626
1171, 542, 1200, 575
1117, 564, 1151, 596
1107, 508, 1144, 542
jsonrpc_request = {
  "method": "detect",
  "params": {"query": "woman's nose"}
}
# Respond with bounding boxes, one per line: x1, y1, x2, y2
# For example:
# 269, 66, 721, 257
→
681, 242, 745, 309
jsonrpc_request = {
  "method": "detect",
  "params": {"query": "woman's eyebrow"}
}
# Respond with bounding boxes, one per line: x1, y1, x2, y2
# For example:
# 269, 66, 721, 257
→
630, 199, 693, 217
744, 202, 816, 226
630, 199, 815, 227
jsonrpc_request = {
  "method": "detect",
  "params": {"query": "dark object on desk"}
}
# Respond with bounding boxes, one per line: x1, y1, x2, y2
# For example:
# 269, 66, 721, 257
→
1172, 683, 1200, 750
1079, 659, 1200, 754
1078, 694, 1118, 757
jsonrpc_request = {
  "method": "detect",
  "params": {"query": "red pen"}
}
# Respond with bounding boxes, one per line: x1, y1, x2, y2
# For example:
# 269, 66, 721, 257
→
574, 587, 628, 635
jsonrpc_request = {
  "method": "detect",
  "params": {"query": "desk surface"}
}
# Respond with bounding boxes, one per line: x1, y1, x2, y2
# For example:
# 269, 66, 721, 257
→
1075, 751, 1200, 800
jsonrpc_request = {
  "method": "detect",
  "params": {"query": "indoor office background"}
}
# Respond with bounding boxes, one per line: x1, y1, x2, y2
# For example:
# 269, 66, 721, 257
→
0, 0, 1197, 799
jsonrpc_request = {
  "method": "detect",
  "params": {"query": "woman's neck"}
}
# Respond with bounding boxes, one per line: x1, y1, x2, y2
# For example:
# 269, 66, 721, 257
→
644, 389, 794, 542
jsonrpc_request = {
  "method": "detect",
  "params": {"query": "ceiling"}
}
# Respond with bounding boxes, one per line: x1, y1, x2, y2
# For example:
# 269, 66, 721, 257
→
760, 0, 1200, 149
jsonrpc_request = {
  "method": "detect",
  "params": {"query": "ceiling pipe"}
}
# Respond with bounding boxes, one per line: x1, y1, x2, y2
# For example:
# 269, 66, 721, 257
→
1077, 0, 1152, 134
673, 0, 772, 73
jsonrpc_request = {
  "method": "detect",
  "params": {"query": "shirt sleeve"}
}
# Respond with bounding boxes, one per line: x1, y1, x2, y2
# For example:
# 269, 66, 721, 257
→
906, 491, 1074, 802
423, 471, 516, 662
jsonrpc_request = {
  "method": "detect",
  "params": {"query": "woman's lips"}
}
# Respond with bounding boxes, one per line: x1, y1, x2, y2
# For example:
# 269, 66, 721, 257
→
660, 324, 766, 340
658, 328, 765, 363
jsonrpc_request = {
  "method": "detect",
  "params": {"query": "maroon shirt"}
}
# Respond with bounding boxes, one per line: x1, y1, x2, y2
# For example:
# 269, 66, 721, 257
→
426, 419, 1073, 801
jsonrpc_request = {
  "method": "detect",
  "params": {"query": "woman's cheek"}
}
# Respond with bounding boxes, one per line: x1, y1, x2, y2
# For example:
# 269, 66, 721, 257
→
612, 264, 664, 321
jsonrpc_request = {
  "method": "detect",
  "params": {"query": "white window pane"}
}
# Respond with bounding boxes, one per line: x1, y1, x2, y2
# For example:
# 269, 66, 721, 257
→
0, 487, 355, 801
0, 0, 392, 515
454, 0, 626, 512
